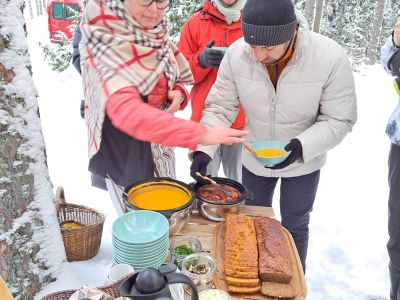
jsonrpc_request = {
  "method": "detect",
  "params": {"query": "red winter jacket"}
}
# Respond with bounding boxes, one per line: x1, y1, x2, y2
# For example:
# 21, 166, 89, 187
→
178, 0, 246, 130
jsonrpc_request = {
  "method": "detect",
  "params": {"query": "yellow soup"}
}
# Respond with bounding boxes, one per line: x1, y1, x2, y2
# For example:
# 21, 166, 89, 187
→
128, 183, 190, 210
256, 148, 286, 158
61, 221, 86, 229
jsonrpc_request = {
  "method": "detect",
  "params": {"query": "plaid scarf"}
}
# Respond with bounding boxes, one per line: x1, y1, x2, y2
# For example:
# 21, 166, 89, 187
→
80, 0, 193, 158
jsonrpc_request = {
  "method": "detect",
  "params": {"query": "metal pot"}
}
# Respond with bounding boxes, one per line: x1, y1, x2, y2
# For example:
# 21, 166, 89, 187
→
191, 177, 253, 222
123, 178, 195, 235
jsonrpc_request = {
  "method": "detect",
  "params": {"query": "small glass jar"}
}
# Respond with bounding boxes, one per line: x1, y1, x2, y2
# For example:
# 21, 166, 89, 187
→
170, 236, 202, 269
181, 252, 217, 294
199, 289, 231, 300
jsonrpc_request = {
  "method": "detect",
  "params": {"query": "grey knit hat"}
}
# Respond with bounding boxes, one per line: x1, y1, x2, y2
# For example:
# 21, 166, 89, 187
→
242, 0, 297, 46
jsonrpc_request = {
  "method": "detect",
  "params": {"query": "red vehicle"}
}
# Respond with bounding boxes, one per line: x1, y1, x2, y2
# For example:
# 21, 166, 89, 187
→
47, 0, 83, 43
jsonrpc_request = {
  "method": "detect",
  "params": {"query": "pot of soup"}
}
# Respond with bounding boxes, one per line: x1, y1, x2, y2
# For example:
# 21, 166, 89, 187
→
123, 178, 195, 235
191, 177, 253, 222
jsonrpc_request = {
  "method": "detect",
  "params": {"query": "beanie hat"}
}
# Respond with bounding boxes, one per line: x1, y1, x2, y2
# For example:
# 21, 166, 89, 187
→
242, 0, 297, 46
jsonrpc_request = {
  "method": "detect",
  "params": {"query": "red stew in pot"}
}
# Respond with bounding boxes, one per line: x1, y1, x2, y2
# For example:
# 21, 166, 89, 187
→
197, 184, 241, 203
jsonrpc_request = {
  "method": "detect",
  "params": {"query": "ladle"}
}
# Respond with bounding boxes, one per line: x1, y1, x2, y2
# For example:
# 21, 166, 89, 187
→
195, 172, 232, 197
106, 174, 135, 204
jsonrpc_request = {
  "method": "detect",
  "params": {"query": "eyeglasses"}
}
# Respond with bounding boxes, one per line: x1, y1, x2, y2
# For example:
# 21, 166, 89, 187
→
137, 0, 170, 9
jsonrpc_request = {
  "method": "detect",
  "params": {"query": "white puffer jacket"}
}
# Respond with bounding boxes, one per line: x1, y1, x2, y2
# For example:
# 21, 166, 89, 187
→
197, 17, 357, 177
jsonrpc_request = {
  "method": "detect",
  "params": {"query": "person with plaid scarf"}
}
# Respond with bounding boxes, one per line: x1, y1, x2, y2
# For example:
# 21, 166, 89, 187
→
79, 0, 247, 215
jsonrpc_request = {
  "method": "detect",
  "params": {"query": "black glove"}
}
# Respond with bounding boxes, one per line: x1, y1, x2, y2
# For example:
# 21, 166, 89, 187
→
272, 138, 303, 170
190, 151, 212, 184
198, 40, 225, 68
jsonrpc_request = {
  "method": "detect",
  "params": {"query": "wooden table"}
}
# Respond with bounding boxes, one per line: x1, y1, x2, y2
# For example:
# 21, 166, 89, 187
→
171, 206, 275, 300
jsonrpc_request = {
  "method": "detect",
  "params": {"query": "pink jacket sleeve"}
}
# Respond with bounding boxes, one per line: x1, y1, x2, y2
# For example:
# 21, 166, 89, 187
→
106, 86, 207, 150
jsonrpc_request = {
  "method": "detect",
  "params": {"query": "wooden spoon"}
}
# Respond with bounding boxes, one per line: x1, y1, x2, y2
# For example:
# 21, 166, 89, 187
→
195, 172, 232, 197
244, 143, 258, 157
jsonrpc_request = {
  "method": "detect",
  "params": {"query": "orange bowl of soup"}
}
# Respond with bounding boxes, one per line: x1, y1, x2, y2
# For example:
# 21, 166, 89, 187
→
249, 140, 291, 167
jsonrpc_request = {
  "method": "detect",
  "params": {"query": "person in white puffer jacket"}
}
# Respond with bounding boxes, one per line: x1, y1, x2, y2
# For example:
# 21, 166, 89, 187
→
190, 0, 357, 271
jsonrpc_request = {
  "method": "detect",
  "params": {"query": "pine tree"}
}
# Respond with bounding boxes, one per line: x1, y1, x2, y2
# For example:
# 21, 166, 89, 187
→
167, 0, 201, 43
366, 0, 386, 64
380, 0, 399, 47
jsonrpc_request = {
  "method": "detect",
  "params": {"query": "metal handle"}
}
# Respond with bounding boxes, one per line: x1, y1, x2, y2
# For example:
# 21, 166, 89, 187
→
106, 174, 134, 204
55, 186, 66, 212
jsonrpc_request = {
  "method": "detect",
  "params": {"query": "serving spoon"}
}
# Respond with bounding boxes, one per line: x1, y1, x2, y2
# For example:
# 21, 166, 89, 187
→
195, 172, 232, 198
243, 143, 258, 157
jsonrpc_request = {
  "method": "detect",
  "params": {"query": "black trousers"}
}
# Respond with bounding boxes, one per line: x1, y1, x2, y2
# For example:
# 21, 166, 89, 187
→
388, 143, 400, 300
242, 166, 320, 271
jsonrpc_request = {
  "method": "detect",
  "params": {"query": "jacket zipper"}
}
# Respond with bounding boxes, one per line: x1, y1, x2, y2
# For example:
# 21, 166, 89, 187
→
224, 24, 230, 46
260, 64, 276, 139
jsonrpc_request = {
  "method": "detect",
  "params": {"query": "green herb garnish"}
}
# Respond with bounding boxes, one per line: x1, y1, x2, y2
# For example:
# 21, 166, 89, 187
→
174, 244, 195, 255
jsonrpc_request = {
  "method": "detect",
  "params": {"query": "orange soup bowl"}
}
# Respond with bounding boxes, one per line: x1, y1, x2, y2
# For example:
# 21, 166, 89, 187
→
250, 140, 291, 167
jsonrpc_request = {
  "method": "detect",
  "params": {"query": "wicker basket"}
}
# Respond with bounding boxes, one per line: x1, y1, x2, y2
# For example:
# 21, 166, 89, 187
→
40, 275, 127, 300
56, 187, 106, 262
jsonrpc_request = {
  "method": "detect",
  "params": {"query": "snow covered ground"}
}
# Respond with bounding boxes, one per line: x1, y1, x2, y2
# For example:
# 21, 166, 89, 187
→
27, 14, 398, 300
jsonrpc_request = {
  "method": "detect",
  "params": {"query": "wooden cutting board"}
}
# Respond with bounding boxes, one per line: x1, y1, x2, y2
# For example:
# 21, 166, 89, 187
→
212, 220, 307, 300
0, 276, 14, 300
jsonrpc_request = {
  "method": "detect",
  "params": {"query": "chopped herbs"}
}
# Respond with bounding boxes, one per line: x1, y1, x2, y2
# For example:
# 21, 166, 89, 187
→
174, 244, 195, 256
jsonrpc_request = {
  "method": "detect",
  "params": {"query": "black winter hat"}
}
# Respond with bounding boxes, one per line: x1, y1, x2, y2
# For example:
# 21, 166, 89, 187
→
242, 0, 297, 46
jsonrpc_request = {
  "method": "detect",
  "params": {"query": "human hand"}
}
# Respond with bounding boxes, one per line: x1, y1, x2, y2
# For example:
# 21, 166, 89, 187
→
272, 138, 303, 170
190, 151, 212, 183
200, 126, 248, 146
165, 90, 183, 114
394, 17, 400, 47
198, 40, 225, 68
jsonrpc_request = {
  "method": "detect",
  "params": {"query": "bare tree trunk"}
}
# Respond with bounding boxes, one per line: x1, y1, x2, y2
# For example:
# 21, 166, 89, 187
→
42, 0, 47, 13
313, 0, 324, 33
366, 0, 386, 64
305, 0, 316, 29
35, 0, 41, 16
27, 0, 34, 19
0, 0, 66, 298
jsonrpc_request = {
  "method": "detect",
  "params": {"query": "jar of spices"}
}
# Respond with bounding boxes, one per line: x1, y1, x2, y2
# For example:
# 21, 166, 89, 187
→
170, 236, 202, 269
181, 252, 217, 294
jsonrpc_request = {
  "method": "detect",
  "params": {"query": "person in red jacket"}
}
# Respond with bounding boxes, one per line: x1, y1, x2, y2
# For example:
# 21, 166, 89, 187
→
79, 0, 247, 215
179, 0, 246, 182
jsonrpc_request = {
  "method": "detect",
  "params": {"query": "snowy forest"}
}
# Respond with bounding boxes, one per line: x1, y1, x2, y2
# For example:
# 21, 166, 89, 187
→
22, 0, 400, 67
167, 0, 399, 67
0, 0, 399, 298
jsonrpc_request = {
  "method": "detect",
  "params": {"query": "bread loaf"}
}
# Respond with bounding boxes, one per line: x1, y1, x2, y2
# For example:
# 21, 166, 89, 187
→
224, 214, 259, 293
254, 217, 293, 284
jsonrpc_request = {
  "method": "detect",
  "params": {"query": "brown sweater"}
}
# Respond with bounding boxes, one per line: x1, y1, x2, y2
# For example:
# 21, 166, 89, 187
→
264, 30, 297, 88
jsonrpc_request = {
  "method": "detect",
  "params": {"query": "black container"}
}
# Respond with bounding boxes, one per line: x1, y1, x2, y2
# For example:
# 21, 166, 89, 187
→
123, 178, 195, 235
191, 177, 253, 221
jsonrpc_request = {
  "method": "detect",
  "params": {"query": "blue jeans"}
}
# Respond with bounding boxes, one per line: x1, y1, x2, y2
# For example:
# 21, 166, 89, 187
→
388, 143, 400, 300
242, 166, 320, 271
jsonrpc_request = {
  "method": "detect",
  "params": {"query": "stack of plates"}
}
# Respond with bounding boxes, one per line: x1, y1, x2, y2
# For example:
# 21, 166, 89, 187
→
112, 211, 169, 271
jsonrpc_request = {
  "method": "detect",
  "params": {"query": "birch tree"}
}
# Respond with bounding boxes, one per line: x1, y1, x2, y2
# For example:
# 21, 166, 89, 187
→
366, 0, 386, 64
0, 0, 65, 298
304, 0, 316, 29
313, 0, 324, 32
